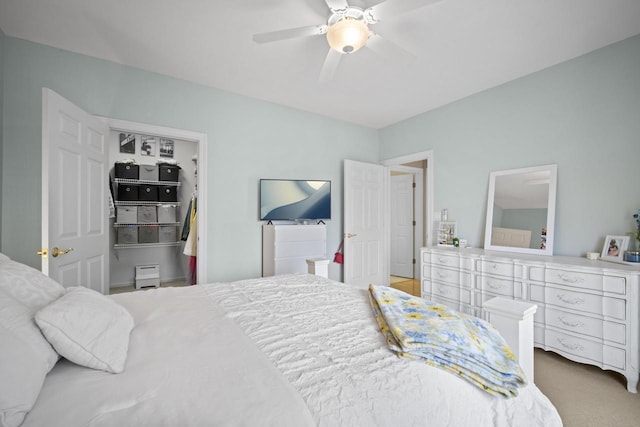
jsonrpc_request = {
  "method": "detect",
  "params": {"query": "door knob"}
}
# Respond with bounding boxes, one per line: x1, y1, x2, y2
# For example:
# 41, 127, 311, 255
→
37, 248, 49, 258
345, 233, 358, 239
51, 247, 74, 257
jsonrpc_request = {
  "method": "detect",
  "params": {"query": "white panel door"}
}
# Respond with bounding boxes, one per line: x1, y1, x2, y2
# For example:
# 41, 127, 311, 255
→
42, 89, 110, 293
343, 159, 387, 287
390, 174, 414, 278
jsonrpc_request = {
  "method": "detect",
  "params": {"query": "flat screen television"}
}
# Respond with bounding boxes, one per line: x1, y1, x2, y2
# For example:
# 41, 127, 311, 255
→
260, 179, 331, 221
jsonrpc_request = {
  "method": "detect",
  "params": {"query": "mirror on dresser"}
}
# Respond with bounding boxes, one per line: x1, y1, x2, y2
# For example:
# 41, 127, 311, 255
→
484, 164, 558, 256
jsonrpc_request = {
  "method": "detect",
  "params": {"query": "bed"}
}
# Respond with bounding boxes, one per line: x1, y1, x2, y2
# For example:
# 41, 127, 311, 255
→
0, 254, 562, 427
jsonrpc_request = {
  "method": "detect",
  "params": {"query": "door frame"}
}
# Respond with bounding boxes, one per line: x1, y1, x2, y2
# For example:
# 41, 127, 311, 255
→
104, 118, 208, 284
381, 150, 434, 269
388, 165, 424, 279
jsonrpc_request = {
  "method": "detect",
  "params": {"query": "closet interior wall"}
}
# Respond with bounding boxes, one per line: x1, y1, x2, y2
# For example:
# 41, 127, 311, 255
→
108, 131, 198, 289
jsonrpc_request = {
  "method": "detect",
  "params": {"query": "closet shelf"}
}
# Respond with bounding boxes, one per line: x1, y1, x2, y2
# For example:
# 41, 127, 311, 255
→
114, 242, 183, 249
114, 222, 181, 228
114, 178, 181, 187
114, 201, 181, 207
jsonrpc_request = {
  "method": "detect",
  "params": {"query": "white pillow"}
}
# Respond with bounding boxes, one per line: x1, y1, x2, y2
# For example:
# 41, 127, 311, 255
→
36, 287, 134, 374
0, 258, 65, 427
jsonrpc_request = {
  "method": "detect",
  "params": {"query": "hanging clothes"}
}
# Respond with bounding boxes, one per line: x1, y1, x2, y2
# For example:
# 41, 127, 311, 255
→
181, 198, 193, 241
183, 211, 197, 257
183, 194, 197, 285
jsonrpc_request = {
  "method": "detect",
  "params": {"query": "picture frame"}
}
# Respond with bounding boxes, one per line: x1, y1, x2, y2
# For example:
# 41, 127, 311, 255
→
601, 235, 630, 262
159, 138, 174, 158
119, 133, 136, 154
140, 135, 157, 156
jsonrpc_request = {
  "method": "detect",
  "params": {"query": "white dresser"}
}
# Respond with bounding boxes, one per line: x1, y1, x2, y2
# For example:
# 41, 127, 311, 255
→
420, 246, 640, 392
262, 224, 327, 277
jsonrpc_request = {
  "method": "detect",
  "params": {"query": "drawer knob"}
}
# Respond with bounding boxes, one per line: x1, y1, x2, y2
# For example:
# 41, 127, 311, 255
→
557, 338, 584, 352
558, 316, 584, 328
556, 293, 585, 305
557, 273, 583, 284
438, 286, 449, 295
487, 282, 503, 290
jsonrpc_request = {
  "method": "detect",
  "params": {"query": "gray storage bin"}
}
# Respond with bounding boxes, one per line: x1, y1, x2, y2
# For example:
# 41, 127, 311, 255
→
117, 227, 138, 244
159, 226, 177, 243
116, 206, 137, 224
138, 226, 159, 244
139, 164, 158, 181
137, 206, 157, 223
157, 205, 177, 223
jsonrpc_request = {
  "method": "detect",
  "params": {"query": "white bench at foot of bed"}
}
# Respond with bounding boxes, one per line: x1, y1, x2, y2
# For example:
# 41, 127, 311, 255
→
483, 298, 538, 384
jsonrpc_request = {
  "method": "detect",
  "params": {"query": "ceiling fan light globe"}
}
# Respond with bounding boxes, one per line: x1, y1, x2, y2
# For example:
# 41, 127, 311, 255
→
326, 18, 369, 54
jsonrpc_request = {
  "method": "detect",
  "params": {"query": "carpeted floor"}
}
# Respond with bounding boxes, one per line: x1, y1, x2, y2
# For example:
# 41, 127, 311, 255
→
534, 349, 640, 427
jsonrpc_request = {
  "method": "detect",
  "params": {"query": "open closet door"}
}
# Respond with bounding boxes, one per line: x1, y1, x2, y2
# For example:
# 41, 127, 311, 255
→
343, 160, 387, 287
41, 88, 110, 293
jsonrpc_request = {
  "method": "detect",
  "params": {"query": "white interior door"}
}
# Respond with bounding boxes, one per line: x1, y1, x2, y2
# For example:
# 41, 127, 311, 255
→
343, 159, 387, 287
390, 173, 414, 278
42, 89, 110, 293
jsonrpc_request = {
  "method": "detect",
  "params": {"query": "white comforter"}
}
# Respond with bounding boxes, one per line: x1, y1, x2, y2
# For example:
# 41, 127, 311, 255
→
24, 274, 562, 427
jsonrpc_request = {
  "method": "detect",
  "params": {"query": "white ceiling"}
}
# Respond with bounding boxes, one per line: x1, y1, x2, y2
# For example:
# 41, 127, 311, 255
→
1, 0, 639, 129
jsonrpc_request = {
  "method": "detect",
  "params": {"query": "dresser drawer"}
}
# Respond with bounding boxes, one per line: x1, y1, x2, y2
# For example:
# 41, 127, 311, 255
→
545, 286, 626, 321
274, 227, 325, 242
460, 256, 475, 271
545, 269, 627, 295
546, 307, 626, 345
432, 266, 472, 287
432, 282, 472, 305
546, 268, 600, 291
478, 275, 514, 297
431, 253, 459, 268
421, 279, 432, 298
480, 259, 514, 278
274, 241, 325, 258
422, 263, 431, 280
546, 329, 625, 370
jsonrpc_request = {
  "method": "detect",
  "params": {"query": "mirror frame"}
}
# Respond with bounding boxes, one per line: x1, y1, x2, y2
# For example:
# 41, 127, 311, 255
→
484, 164, 558, 256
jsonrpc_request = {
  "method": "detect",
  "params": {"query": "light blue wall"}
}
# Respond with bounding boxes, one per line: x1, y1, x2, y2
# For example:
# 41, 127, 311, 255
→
2, 33, 639, 277
0, 37, 379, 281
380, 34, 640, 257
0, 29, 4, 245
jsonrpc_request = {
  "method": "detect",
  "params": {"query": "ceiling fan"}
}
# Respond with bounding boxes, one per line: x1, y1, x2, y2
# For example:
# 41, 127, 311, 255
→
252, 0, 441, 82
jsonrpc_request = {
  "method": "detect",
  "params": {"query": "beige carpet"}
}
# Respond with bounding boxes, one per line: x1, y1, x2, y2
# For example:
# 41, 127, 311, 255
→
534, 349, 640, 427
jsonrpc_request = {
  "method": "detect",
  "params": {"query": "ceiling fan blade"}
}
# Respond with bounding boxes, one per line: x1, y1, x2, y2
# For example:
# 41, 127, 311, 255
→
366, 33, 413, 60
324, 0, 349, 12
253, 25, 327, 44
366, 0, 442, 22
319, 49, 342, 83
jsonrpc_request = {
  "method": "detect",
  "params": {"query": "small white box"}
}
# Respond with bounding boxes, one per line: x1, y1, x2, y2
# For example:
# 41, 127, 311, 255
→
306, 258, 330, 278
116, 206, 137, 224
135, 264, 160, 289
157, 204, 177, 223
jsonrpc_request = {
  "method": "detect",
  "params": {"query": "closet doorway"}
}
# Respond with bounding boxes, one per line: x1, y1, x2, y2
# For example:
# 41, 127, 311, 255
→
106, 118, 208, 291
382, 151, 432, 297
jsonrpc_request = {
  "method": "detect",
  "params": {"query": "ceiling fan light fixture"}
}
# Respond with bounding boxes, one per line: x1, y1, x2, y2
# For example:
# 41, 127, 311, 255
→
326, 17, 369, 54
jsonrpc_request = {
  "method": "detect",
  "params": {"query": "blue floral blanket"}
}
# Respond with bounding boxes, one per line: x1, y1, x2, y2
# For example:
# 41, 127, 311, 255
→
368, 285, 526, 398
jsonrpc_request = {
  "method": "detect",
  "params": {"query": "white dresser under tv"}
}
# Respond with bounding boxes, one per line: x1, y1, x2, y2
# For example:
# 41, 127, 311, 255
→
420, 246, 640, 393
262, 224, 327, 277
